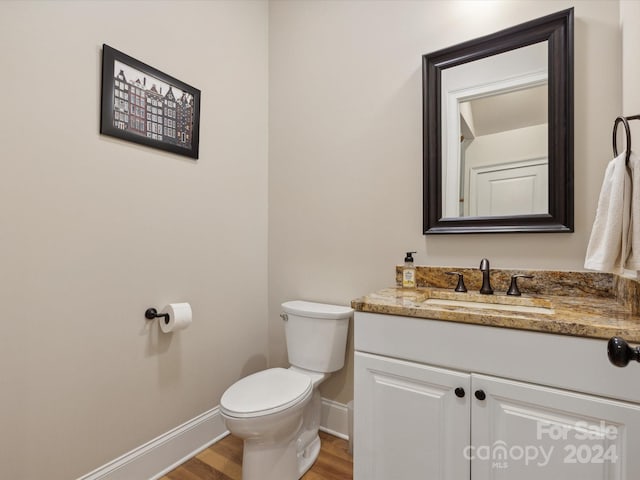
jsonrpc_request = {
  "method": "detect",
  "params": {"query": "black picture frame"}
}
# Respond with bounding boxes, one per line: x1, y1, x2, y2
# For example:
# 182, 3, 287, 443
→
422, 8, 573, 234
100, 44, 201, 159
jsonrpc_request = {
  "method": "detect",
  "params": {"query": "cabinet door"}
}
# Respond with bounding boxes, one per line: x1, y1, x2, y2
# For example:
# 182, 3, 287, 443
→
471, 373, 640, 480
354, 352, 470, 480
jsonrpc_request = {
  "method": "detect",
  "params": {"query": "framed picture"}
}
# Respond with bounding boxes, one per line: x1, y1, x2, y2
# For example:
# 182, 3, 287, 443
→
100, 44, 201, 159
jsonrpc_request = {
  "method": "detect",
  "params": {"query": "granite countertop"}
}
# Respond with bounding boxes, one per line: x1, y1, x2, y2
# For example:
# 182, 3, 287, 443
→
351, 267, 640, 342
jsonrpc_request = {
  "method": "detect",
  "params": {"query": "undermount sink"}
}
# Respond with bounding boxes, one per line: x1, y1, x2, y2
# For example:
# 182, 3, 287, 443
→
417, 289, 555, 315
423, 297, 555, 315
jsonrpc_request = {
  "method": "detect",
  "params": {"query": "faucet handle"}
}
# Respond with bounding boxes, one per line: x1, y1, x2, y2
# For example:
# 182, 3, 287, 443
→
507, 274, 534, 296
445, 271, 467, 292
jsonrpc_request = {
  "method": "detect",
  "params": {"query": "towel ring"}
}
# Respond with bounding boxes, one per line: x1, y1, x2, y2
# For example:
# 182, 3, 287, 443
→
613, 116, 631, 165
613, 115, 640, 165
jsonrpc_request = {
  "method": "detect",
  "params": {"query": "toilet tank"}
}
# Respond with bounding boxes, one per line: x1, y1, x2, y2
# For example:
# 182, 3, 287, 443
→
281, 300, 353, 373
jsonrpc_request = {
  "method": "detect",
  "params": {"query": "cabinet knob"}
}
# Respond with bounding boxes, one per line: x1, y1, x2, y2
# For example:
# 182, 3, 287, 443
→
474, 389, 486, 401
454, 387, 465, 398
608, 337, 640, 367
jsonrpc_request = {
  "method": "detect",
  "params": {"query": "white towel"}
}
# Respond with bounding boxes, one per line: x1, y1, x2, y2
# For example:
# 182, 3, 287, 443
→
584, 151, 631, 273
625, 152, 640, 270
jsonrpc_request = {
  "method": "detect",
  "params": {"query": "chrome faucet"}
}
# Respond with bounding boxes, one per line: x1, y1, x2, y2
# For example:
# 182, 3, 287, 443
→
479, 258, 493, 294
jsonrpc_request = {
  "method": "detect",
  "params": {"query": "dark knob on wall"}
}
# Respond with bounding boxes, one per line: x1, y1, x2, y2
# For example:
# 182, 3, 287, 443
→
454, 387, 465, 398
607, 337, 640, 367
474, 390, 486, 401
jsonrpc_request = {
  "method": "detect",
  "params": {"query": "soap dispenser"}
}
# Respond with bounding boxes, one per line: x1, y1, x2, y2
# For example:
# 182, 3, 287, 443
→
402, 251, 417, 288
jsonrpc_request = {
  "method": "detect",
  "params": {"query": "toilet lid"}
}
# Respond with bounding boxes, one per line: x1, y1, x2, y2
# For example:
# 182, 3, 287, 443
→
281, 300, 353, 319
220, 368, 312, 418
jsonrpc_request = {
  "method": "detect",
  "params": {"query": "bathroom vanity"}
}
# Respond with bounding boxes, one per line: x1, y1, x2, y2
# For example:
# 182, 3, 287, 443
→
352, 269, 640, 479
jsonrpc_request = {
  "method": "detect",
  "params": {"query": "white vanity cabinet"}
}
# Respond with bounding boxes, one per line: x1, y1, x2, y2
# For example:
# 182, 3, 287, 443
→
355, 351, 470, 479
354, 312, 640, 480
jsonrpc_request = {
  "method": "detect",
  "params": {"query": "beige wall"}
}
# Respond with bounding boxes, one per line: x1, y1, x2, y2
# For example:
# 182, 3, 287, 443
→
622, 0, 640, 140
0, 1, 268, 479
268, 0, 622, 404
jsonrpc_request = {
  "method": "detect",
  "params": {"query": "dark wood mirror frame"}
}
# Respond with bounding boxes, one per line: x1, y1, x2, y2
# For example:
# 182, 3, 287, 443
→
423, 8, 573, 234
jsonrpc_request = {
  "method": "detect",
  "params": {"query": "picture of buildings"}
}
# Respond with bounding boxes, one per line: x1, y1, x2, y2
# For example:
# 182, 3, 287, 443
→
111, 60, 194, 149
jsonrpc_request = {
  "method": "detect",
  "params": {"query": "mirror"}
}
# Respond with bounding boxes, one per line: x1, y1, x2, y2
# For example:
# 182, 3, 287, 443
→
423, 8, 573, 234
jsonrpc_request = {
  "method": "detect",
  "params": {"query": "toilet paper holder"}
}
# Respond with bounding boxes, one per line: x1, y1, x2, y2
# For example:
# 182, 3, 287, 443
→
145, 308, 170, 325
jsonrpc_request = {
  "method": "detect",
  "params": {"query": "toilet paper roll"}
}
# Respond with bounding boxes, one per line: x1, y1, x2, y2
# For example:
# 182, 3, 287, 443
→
160, 303, 192, 333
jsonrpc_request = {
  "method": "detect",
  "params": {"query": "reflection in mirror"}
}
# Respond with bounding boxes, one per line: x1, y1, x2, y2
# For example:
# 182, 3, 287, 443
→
441, 42, 548, 218
461, 86, 548, 217
422, 8, 573, 234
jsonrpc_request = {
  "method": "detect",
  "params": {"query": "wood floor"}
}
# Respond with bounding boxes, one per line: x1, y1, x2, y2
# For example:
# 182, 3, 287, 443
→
160, 431, 353, 480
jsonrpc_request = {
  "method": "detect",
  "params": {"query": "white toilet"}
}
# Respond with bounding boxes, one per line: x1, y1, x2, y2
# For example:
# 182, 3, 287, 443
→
220, 300, 352, 480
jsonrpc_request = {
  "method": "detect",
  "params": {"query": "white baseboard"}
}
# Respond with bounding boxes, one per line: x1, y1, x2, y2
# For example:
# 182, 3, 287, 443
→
78, 398, 351, 480
77, 407, 227, 480
319, 397, 350, 440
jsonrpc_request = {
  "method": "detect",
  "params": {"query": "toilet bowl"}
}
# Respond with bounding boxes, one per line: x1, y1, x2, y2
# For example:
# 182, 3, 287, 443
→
220, 300, 352, 480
